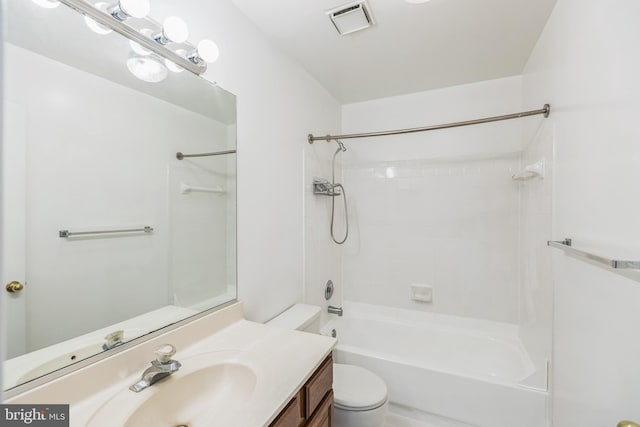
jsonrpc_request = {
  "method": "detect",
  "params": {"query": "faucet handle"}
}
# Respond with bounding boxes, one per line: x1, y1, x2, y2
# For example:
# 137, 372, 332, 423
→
154, 344, 176, 363
104, 330, 124, 345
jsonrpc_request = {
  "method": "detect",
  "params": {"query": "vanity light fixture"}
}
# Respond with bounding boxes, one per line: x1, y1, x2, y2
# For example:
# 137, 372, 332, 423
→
129, 29, 154, 56
153, 16, 189, 45
126, 54, 168, 83
85, 2, 113, 35
31, 0, 60, 8
188, 40, 220, 64
165, 49, 187, 73
108, 0, 150, 21
46, 0, 219, 81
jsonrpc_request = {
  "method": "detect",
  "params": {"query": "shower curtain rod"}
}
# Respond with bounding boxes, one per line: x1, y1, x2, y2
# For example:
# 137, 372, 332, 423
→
307, 104, 551, 144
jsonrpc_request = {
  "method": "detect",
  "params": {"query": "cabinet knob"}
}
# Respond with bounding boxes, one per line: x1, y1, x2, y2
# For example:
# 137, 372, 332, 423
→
618, 421, 640, 427
5, 281, 24, 293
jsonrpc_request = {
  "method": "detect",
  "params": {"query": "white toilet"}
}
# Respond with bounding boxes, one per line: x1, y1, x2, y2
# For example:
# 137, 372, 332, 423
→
267, 304, 388, 427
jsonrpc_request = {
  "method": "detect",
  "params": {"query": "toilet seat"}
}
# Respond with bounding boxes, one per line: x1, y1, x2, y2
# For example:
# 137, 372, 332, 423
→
333, 364, 388, 411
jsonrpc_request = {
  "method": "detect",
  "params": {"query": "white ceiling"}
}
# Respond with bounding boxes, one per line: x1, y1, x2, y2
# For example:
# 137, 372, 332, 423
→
232, 0, 557, 104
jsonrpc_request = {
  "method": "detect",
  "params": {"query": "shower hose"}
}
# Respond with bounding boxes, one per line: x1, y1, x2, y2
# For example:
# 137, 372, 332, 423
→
331, 144, 349, 244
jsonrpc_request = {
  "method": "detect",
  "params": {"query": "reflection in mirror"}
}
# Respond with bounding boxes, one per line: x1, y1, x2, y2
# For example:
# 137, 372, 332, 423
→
2, 0, 237, 391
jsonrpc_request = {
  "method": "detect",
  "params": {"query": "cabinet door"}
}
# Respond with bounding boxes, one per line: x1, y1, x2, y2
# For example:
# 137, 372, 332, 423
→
306, 391, 333, 427
305, 356, 333, 418
270, 392, 304, 427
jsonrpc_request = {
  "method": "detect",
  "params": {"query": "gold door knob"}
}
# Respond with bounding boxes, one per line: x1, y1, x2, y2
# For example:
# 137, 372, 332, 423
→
618, 421, 640, 427
5, 281, 24, 293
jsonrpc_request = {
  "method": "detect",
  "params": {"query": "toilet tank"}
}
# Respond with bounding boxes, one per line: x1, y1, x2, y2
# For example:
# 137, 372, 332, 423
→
266, 304, 322, 333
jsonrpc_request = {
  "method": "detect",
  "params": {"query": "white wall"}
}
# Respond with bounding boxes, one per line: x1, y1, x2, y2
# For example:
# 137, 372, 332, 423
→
143, 0, 342, 323
339, 76, 526, 323
522, 0, 640, 425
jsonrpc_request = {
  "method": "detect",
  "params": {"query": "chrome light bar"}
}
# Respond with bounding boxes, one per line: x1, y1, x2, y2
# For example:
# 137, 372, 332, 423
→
58, 0, 207, 75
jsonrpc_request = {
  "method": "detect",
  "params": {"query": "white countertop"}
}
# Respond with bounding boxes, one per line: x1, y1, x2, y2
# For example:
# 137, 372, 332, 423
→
5, 302, 336, 427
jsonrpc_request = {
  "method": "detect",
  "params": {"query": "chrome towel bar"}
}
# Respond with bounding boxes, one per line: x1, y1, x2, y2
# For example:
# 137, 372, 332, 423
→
59, 226, 154, 238
176, 149, 236, 160
547, 238, 640, 270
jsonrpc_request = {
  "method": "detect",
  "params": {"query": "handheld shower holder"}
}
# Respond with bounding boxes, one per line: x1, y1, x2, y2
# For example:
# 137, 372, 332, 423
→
313, 179, 342, 196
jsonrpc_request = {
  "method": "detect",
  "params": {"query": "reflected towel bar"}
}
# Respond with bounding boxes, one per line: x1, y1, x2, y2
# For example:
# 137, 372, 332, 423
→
547, 238, 640, 269
59, 226, 154, 238
176, 149, 236, 160
180, 183, 225, 194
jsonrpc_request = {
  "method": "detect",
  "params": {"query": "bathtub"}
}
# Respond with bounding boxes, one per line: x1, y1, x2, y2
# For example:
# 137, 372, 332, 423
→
321, 301, 548, 427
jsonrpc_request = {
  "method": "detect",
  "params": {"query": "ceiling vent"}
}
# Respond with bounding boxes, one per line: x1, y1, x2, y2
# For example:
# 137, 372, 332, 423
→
326, 1, 375, 36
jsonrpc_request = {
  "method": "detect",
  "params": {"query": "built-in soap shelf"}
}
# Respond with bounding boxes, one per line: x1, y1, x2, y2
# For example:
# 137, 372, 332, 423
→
180, 183, 225, 195
512, 158, 545, 181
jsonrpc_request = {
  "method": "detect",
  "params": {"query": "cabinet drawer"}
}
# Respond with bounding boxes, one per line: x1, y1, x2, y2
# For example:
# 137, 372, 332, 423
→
306, 391, 333, 427
304, 355, 333, 419
270, 390, 304, 427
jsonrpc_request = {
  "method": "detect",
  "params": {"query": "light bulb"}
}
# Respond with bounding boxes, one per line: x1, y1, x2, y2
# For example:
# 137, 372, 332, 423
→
192, 39, 219, 64
155, 16, 189, 44
129, 29, 154, 56
31, 0, 60, 8
120, 0, 150, 18
165, 50, 187, 73
85, 2, 113, 35
110, 0, 149, 21
126, 55, 168, 83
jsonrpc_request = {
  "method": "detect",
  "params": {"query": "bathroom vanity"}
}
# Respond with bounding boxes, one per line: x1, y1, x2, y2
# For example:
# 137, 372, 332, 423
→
271, 355, 334, 427
5, 302, 336, 427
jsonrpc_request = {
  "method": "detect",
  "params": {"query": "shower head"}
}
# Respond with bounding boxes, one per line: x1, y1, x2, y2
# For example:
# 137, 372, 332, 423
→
335, 140, 347, 152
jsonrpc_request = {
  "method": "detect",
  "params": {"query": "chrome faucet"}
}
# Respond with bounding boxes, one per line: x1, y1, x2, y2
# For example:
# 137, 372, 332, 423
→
328, 306, 343, 316
129, 344, 181, 392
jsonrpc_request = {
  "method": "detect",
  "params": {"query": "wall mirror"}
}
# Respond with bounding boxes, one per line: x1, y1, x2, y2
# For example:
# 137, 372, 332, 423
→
2, 0, 237, 392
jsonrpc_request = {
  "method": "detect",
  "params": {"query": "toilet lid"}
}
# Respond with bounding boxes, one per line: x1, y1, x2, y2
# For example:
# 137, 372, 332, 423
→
333, 364, 388, 411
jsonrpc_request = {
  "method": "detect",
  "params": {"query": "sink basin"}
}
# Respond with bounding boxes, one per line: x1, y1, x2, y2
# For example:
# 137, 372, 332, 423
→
88, 351, 258, 427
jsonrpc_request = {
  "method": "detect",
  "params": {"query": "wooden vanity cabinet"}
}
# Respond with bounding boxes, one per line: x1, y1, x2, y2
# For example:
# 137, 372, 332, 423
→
270, 355, 333, 427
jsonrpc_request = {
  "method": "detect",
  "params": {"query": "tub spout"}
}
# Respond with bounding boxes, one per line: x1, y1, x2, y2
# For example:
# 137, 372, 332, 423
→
328, 306, 343, 316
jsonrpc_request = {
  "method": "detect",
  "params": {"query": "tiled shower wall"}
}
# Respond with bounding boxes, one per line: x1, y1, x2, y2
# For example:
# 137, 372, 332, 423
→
340, 76, 527, 324
342, 156, 521, 323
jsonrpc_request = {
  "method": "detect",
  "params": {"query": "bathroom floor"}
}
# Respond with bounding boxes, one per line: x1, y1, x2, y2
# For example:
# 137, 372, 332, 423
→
385, 413, 439, 427
385, 406, 477, 427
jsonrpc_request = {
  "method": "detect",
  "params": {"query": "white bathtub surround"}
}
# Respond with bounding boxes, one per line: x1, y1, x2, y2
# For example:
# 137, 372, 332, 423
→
327, 75, 554, 424
339, 76, 525, 325
517, 118, 554, 390
6, 302, 336, 426
323, 301, 548, 427
304, 138, 344, 325
341, 154, 521, 323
